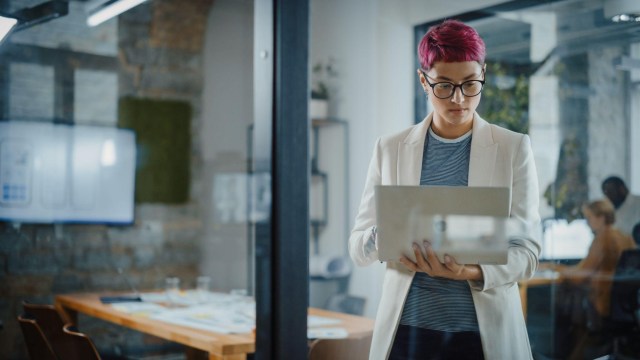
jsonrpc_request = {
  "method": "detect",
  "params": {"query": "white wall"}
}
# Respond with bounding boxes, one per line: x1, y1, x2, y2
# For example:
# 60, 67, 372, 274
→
202, 0, 254, 162
200, 0, 254, 291
311, 0, 510, 317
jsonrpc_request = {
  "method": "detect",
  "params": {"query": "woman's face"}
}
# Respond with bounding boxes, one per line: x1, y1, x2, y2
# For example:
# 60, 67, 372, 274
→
583, 207, 606, 233
420, 61, 485, 133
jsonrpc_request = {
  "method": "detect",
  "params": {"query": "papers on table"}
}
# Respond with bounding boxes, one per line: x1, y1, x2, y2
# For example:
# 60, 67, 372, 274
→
140, 290, 211, 307
308, 315, 342, 327
139, 292, 170, 303
307, 327, 349, 339
308, 315, 347, 339
151, 304, 255, 334
109, 291, 345, 336
110, 302, 167, 317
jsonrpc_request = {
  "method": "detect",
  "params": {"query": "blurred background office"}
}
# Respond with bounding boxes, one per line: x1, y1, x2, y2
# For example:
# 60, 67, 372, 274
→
1, 0, 640, 359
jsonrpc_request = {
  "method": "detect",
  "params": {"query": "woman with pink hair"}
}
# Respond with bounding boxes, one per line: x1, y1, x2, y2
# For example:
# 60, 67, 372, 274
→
349, 19, 540, 359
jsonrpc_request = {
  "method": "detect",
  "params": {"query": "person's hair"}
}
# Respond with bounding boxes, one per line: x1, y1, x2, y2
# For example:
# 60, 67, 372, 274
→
632, 222, 640, 245
583, 199, 616, 225
601, 175, 627, 191
418, 19, 486, 70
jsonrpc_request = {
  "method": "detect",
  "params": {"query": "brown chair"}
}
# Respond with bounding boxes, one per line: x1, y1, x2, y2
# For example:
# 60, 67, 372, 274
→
308, 334, 372, 360
62, 324, 102, 360
17, 314, 59, 360
22, 301, 74, 358
324, 294, 366, 316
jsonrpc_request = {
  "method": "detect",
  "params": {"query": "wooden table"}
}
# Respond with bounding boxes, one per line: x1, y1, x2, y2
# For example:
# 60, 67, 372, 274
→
55, 292, 374, 360
518, 271, 560, 319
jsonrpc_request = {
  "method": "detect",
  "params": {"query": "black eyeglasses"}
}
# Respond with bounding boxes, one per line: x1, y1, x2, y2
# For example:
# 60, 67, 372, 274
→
420, 69, 485, 99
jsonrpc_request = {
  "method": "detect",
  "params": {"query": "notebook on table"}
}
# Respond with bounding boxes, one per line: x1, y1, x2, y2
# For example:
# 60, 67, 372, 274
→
375, 185, 516, 265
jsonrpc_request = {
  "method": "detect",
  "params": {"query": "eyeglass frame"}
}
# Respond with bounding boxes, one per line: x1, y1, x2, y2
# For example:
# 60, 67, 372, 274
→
419, 69, 486, 99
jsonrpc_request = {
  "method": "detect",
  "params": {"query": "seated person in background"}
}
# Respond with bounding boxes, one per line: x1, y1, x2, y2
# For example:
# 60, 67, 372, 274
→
602, 176, 640, 237
557, 199, 636, 316
633, 222, 640, 246
554, 199, 636, 359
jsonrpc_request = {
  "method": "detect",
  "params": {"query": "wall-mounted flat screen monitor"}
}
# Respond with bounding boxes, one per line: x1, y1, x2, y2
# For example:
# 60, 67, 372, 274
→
0, 121, 136, 224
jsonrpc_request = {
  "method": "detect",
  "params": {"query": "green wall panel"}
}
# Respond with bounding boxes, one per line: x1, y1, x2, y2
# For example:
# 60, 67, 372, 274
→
118, 97, 191, 203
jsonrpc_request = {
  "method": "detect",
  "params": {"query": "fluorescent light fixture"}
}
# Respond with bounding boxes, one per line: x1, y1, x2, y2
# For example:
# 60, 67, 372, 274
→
0, 1, 68, 43
604, 0, 640, 22
87, 0, 149, 27
0, 16, 18, 42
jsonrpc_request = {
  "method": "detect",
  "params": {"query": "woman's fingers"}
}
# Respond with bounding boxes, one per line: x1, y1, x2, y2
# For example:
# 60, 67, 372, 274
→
399, 243, 467, 280
399, 255, 418, 272
444, 255, 465, 276
422, 241, 443, 272
413, 243, 432, 273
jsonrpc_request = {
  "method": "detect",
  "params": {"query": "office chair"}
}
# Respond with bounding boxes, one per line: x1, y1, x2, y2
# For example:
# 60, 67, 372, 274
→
578, 249, 640, 359
62, 324, 102, 360
308, 334, 372, 360
324, 294, 366, 316
22, 301, 75, 359
17, 314, 59, 360
605, 249, 640, 357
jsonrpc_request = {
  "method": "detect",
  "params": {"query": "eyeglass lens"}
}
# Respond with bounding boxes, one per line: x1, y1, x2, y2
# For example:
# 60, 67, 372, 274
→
432, 81, 483, 98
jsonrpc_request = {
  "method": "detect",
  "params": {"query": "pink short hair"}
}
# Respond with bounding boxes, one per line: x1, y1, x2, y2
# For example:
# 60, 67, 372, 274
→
418, 19, 486, 70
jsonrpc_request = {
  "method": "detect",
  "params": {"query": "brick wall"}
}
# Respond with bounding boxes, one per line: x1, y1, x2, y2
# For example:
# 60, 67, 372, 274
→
0, 0, 214, 357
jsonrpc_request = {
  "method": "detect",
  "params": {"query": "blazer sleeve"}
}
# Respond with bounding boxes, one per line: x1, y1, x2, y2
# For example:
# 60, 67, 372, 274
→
470, 134, 541, 291
349, 138, 382, 266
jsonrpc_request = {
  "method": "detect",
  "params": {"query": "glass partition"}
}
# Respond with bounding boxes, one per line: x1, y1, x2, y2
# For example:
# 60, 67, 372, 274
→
0, 1, 295, 358
414, 1, 640, 358
304, 0, 640, 358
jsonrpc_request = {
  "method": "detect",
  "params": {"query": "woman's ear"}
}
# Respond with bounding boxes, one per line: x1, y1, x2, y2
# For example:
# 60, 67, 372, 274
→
417, 69, 429, 94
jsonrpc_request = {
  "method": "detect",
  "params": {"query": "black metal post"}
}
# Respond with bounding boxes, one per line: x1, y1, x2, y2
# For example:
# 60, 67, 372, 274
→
254, 0, 309, 359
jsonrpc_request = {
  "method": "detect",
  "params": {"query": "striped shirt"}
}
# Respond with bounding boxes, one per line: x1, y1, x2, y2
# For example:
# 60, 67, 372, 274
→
399, 126, 479, 332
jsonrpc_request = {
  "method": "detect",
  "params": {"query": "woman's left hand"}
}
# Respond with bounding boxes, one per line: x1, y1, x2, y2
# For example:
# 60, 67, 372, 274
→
399, 241, 483, 281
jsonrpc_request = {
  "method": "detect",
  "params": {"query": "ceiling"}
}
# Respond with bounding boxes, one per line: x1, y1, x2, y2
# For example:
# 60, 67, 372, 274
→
469, 0, 640, 64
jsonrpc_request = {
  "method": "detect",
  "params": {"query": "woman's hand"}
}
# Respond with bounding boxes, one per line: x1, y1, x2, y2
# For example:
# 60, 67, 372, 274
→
399, 241, 483, 281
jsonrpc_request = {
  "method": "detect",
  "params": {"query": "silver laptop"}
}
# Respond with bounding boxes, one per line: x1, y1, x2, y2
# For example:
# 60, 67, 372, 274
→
375, 185, 512, 265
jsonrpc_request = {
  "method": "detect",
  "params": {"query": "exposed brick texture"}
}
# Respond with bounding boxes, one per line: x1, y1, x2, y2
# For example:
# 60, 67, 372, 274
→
0, 0, 214, 358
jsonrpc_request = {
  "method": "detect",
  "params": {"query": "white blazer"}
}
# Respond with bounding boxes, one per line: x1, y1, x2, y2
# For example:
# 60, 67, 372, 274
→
349, 113, 541, 360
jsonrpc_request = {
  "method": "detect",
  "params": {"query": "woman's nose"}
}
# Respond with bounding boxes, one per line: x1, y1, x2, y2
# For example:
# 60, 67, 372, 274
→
450, 87, 465, 103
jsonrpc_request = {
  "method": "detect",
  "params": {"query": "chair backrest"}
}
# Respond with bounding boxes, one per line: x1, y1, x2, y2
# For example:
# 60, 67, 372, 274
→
308, 334, 372, 360
22, 302, 73, 358
609, 249, 640, 324
17, 314, 59, 360
62, 324, 102, 360
324, 294, 366, 316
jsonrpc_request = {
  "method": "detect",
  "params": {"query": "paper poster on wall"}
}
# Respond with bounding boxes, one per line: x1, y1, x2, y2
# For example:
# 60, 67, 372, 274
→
212, 172, 271, 224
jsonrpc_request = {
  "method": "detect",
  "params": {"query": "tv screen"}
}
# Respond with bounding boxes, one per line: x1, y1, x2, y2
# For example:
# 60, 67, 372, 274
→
0, 121, 136, 224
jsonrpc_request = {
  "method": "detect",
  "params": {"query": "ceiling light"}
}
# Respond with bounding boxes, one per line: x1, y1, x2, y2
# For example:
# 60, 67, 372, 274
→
604, 0, 640, 22
87, 0, 149, 27
0, 1, 67, 42
0, 16, 18, 42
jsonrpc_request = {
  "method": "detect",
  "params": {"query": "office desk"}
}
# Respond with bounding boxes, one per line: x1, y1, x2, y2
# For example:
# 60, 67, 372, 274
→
519, 271, 560, 319
55, 292, 374, 360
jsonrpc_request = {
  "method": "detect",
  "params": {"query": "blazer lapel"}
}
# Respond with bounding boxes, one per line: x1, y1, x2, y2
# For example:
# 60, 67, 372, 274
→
397, 114, 431, 185
468, 114, 498, 187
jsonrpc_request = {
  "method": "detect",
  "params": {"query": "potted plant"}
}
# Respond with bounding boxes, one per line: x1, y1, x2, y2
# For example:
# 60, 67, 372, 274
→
310, 58, 337, 119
